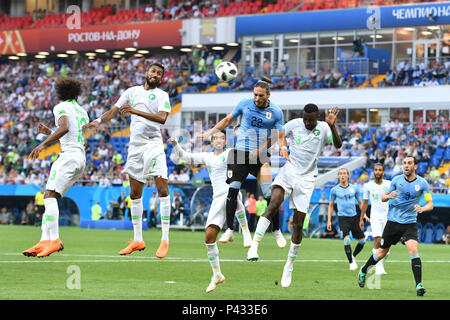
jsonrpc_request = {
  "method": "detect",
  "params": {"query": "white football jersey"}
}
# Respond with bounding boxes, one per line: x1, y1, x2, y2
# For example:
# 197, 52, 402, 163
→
284, 119, 333, 175
174, 144, 230, 198
115, 85, 171, 144
363, 179, 391, 220
53, 100, 89, 153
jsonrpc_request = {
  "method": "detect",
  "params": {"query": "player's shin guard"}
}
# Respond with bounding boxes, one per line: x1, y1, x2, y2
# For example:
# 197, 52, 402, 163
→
361, 252, 379, 274
160, 196, 171, 242
236, 211, 248, 231
206, 243, 221, 275
40, 211, 50, 241
410, 254, 422, 286
131, 198, 143, 242
43, 198, 59, 241
225, 186, 240, 231
353, 239, 366, 257
253, 216, 271, 245
287, 241, 301, 265
344, 237, 353, 263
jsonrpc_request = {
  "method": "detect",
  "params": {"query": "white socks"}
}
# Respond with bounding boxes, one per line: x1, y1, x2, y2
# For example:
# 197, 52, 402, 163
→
206, 242, 221, 275
42, 198, 59, 241
160, 196, 171, 242
252, 216, 271, 245
287, 241, 301, 265
236, 211, 249, 231
131, 198, 143, 242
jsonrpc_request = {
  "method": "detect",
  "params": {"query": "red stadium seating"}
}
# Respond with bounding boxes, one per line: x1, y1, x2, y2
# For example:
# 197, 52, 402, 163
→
0, 0, 447, 30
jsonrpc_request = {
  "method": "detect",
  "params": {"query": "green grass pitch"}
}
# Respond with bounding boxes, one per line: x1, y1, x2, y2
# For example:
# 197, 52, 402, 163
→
1, 225, 449, 300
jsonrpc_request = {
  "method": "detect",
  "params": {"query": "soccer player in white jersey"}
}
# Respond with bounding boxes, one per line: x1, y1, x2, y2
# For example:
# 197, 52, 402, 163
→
361, 163, 391, 275
23, 78, 88, 258
168, 130, 252, 293
246, 104, 342, 288
82, 63, 172, 258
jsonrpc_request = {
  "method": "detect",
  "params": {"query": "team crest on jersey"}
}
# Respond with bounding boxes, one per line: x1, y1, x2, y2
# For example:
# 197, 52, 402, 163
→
149, 94, 156, 101
415, 184, 420, 191
266, 112, 272, 119
312, 128, 320, 136
227, 170, 233, 178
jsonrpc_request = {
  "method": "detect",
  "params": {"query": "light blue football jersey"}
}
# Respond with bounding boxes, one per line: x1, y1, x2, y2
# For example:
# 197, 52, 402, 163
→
330, 183, 361, 217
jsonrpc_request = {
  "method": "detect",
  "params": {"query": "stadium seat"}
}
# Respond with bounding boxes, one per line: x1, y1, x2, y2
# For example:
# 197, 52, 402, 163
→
417, 162, 428, 175
422, 222, 434, 243
417, 222, 423, 242
434, 223, 445, 242
444, 148, 450, 161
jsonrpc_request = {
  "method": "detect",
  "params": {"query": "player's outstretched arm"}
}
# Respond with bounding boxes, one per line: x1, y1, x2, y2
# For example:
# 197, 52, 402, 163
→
29, 116, 69, 160
197, 113, 235, 141
120, 105, 168, 124
168, 137, 206, 165
382, 190, 397, 202
82, 106, 120, 132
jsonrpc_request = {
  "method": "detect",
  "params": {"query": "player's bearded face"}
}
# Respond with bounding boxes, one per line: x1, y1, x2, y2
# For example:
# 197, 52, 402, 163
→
212, 133, 226, 150
374, 167, 383, 180
146, 67, 163, 88
253, 88, 269, 108
403, 158, 416, 176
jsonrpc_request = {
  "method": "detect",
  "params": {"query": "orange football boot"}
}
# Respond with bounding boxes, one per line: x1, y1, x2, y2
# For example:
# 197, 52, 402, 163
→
119, 240, 146, 255
36, 238, 64, 258
22, 240, 50, 257
156, 240, 169, 259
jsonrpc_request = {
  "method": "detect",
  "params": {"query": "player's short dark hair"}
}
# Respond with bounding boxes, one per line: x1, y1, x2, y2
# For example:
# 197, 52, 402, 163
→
211, 130, 226, 141
374, 163, 384, 170
55, 77, 82, 101
149, 62, 165, 77
304, 103, 319, 113
404, 155, 418, 164
254, 76, 273, 94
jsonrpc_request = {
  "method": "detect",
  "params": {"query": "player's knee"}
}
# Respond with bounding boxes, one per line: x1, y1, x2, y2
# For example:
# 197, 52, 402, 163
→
130, 190, 142, 199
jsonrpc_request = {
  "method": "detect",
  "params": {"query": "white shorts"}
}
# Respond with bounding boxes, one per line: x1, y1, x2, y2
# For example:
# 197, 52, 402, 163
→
123, 141, 168, 183
371, 219, 387, 238
206, 192, 245, 229
46, 151, 85, 196
272, 161, 316, 213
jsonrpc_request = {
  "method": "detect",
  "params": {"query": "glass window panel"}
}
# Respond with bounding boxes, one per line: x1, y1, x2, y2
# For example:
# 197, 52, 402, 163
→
254, 35, 274, 48
390, 108, 409, 124
284, 34, 300, 47
415, 26, 440, 40
336, 31, 355, 44
300, 33, 317, 46
394, 42, 413, 68
349, 109, 367, 123
319, 32, 336, 45
299, 47, 316, 74
283, 48, 298, 75
396, 28, 414, 41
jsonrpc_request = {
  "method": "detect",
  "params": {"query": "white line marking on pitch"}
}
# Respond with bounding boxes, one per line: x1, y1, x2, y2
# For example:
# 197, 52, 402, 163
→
0, 253, 449, 264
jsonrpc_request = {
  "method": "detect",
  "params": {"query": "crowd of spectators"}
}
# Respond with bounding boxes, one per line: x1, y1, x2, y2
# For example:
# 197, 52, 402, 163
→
233, 57, 450, 92
316, 116, 450, 194
0, 50, 449, 195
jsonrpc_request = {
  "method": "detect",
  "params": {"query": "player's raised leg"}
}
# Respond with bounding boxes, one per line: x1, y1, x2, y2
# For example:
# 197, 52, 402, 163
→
281, 210, 305, 287
247, 185, 285, 261
205, 225, 226, 293
155, 176, 171, 258
119, 177, 146, 255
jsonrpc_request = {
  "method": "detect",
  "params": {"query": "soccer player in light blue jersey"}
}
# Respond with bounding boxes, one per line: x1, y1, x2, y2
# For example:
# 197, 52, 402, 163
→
358, 155, 434, 296
328, 168, 366, 270
199, 78, 288, 248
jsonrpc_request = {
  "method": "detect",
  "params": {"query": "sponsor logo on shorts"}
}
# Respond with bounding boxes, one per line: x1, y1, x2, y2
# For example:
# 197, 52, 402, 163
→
227, 170, 233, 178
